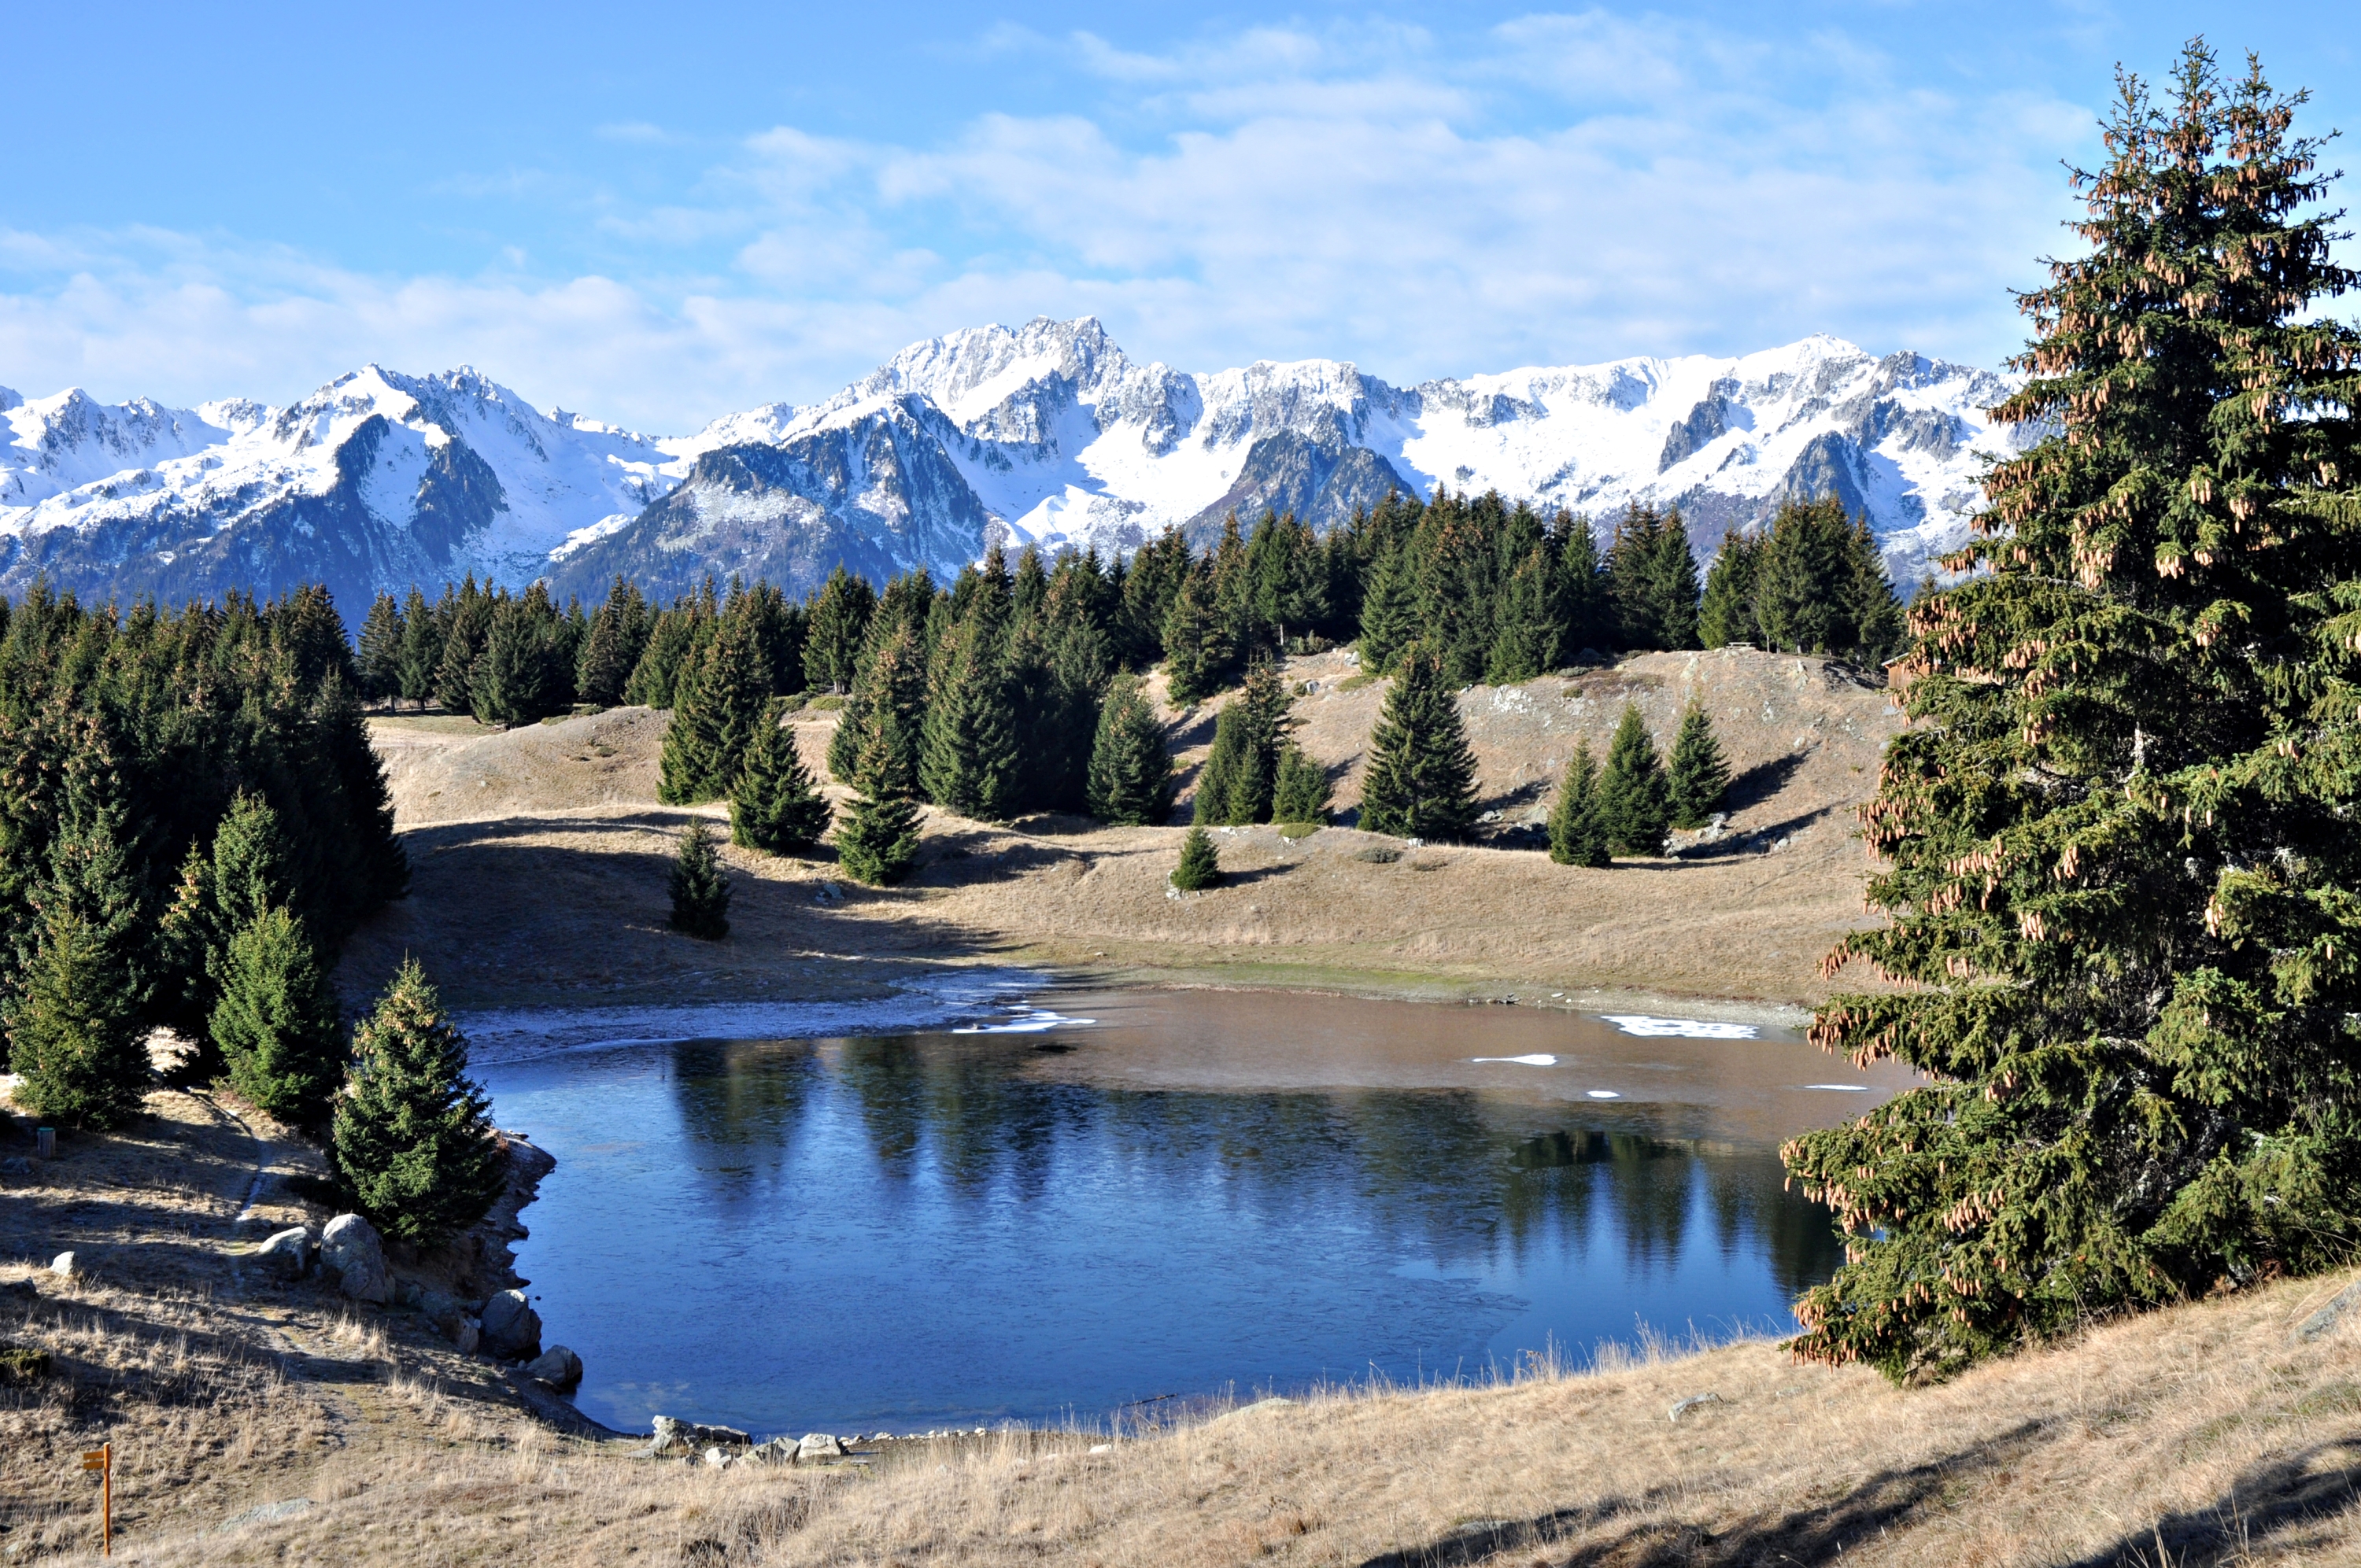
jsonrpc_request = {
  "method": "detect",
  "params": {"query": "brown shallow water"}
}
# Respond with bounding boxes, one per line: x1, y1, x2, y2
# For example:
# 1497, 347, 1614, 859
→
1007, 987, 1919, 1146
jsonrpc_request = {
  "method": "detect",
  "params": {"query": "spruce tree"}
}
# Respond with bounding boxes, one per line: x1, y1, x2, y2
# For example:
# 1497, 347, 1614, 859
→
1698, 532, 1763, 647
668, 820, 731, 939
575, 576, 649, 707
1546, 740, 1610, 868
1485, 544, 1558, 684
833, 626, 927, 886
1162, 571, 1231, 705
470, 595, 554, 727
1554, 511, 1612, 657
6, 784, 151, 1129
1085, 674, 1177, 825
1170, 825, 1222, 891
660, 603, 770, 804
395, 586, 442, 708
1356, 643, 1480, 840
624, 606, 699, 708
1356, 541, 1420, 674
210, 906, 345, 1129
1783, 46, 2361, 1381
1271, 746, 1331, 825
432, 579, 492, 713
805, 566, 876, 693
1192, 706, 1266, 825
731, 699, 832, 853
356, 593, 405, 706
1597, 703, 1668, 856
332, 959, 505, 1248
919, 618, 1022, 820
1665, 703, 1731, 829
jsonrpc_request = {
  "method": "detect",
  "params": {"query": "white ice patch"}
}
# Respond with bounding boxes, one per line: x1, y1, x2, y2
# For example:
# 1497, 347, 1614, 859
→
1586, 1090, 1623, 1099
1803, 1083, 1871, 1092
952, 1009, 1097, 1035
1601, 1015, 1759, 1039
1471, 1053, 1557, 1066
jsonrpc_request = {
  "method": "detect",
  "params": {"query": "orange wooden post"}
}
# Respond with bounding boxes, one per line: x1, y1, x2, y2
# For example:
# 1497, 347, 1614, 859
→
80, 1443, 110, 1555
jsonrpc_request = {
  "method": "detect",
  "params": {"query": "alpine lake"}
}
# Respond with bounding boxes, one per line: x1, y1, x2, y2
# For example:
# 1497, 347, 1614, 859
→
476, 987, 1917, 1437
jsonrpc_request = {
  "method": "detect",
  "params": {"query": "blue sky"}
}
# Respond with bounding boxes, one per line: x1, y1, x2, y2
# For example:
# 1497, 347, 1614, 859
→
4, 2, 2352, 430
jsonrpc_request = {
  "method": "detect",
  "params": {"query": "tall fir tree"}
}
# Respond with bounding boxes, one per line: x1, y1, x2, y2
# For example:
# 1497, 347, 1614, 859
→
1356, 540, 1421, 675
919, 616, 1022, 820
1597, 703, 1668, 856
332, 959, 506, 1247
1554, 511, 1613, 657
6, 780, 150, 1128
394, 585, 442, 708
667, 820, 731, 939
356, 593, 405, 705
1191, 661, 1293, 825
1356, 643, 1480, 839
1783, 46, 2361, 1381
1086, 674, 1176, 825
1698, 532, 1764, 648
1547, 740, 1611, 867
210, 905, 345, 1129
1162, 570, 1232, 705
575, 576, 650, 707
730, 699, 832, 853
1486, 544, 1559, 684
1271, 745, 1331, 825
833, 626, 927, 886
1665, 703, 1731, 829
659, 603, 771, 804
804, 566, 877, 694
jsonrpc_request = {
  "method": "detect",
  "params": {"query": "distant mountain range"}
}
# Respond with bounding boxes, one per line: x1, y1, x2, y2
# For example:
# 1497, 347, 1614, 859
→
0, 317, 2028, 616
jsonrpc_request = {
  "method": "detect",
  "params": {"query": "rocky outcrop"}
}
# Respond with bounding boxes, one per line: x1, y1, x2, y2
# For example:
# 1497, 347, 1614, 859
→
253, 1226, 315, 1280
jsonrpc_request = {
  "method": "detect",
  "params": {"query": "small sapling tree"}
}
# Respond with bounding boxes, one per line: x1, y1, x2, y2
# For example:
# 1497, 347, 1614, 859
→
669, 821, 732, 939
1171, 825, 1222, 890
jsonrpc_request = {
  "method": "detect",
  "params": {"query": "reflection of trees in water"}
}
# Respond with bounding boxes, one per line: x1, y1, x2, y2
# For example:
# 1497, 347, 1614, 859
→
663, 1034, 1842, 1292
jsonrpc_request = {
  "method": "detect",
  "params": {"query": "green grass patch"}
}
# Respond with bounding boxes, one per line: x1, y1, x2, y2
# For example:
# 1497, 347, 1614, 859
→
1336, 673, 1379, 692
1277, 821, 1322, 840
806, 695, 846, 711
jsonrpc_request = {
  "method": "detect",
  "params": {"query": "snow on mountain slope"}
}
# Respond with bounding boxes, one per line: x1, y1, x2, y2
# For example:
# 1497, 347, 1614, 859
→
4, 319, 2027, 615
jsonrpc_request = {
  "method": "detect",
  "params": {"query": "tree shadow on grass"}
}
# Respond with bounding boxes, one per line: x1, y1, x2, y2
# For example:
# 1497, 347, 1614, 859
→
1354, 1419, 2053, 1567
2056, 1439, 2361, 1567
1724, 751, 1810, 814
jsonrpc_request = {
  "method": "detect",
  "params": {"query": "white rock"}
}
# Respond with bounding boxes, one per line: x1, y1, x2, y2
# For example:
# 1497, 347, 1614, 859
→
320, 1214, 391, 1304
49, 1251, 75, 1277
796, 1433, 846, 1461
252, 1226, 315, 1279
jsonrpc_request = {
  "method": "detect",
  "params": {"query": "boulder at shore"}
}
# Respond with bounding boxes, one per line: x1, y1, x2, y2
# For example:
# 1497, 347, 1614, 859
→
480, 1289, 542, 1360
321, 1214, 391, 1304
523, 1345, 582, 1392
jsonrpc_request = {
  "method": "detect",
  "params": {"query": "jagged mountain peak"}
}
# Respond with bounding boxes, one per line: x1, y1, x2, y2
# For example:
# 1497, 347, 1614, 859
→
5, 323, 2027, 618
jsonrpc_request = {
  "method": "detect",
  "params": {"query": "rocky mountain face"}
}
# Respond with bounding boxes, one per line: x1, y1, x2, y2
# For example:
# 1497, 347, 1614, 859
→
2, 319, 2028, 614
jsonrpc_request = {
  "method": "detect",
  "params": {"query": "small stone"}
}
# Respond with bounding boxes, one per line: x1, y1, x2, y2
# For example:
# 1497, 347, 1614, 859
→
0, 1157, 31, 1176
479, 1289, 543, 1360
796, 1433, 846, 1461
252, 1227, 315, 1280
1088, 1443, 1113, 1455
453, 1317, 481, 1355
49, 1251, 75, 1278
2, 1279, 34, 1302
523, 1345, 583, 1392
702, 1445, 730, 1468
320, 1214, 391, 1304
1668, 1393, 1728, 1423
2293, 1279, 2361, 1344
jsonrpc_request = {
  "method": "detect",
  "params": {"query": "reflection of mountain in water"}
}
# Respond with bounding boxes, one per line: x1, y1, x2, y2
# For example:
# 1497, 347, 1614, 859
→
664, 1034, 1842, 1301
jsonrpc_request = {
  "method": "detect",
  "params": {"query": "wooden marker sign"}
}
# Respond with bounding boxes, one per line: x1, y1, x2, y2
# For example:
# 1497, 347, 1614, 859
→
81, 1443, 111, 1555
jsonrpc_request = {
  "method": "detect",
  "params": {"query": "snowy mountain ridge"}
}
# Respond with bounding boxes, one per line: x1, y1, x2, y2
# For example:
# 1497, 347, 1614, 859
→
1, 318, 2027, 615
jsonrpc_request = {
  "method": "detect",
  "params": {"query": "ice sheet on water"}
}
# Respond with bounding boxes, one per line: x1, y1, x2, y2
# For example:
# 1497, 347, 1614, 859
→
1586, 1090, 1622, 1099
1470, 1053, 1558, 1066
1803, 1083, 1871, 1092
952, 1009, 1097, 1035
1600, 1015, 1759, 1040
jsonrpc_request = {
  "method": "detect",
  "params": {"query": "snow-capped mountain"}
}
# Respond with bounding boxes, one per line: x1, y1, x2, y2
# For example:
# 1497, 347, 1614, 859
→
1, 319, 2027, 616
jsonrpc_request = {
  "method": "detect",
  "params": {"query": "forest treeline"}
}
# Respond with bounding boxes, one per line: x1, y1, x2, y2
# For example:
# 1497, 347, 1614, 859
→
349, 490, 1907, 730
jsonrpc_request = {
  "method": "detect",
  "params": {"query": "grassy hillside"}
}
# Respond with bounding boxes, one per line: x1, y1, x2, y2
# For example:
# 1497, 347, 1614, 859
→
342, 647, 1905, 1013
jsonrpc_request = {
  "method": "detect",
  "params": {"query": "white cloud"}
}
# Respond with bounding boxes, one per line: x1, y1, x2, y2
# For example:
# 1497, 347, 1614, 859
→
0, 13, 2101, 429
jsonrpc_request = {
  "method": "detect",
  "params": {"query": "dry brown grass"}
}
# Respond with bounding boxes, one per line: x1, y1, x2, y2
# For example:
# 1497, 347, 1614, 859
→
342, 648, 1905, 1013
35, 1269, 2360, 1566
